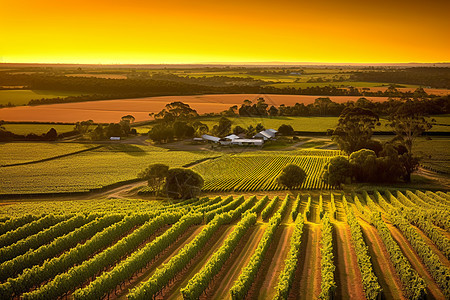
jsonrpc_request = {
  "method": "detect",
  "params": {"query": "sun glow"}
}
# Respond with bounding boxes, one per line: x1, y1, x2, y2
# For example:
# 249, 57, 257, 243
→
1, 0, 449, 64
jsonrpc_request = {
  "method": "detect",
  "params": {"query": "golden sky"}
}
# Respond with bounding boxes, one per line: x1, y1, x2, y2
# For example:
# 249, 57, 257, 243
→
1, 0, 449, 64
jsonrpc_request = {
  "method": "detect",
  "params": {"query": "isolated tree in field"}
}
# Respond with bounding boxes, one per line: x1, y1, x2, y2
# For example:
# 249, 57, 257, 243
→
278, 124, 294, 135
139, 164, 169, 194
277, 164, 307, 189
321, 156, 351, 187
332, 107, 380, 154
121, 115, 135, 123
388, 100, 435, 154
165, 168, 204, 200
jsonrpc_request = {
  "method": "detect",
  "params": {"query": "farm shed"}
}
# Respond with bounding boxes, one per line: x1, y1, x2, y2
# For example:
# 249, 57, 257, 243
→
231, 139, 264, 146
110, 136, 121, 141
201, 134, 220, 143
224, 134, 240, 141
254, 129, 278, 140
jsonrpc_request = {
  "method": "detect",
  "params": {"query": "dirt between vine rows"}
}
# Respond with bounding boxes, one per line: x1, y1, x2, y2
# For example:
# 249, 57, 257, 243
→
243, 224, 293, 299
358, 218, 406, 300
162, 225, 235, 299
200, 225, 266, 300
385, 221, 447, 300
288, 222, 322, 300
111, 225, 204, 299
332, 221, 366, 300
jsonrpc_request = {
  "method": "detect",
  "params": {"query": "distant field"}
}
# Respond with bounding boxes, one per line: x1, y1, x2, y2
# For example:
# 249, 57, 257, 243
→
0, 94, 389, 123
414, 137, 450, 174
65, 73, 128, 79
3, 123, 74, 135
268, 81, 420, 89
0, 143, 97, 166
0, 90, 85, 106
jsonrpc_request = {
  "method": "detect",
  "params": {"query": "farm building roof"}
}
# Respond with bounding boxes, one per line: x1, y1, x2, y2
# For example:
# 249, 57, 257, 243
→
201, 134, 220, 142
224, 134, 240, 140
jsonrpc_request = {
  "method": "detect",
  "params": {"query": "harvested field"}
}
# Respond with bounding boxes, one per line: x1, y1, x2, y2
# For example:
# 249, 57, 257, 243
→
0, 94, 389, 123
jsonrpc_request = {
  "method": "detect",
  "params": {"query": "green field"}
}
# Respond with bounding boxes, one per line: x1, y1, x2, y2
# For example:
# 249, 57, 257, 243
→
192, 149, 342, 191
0, 190, 448, 300
173, 115, 450, 133
413, 137, 450, 173
0, 145, 217, 194
267, 81, 419, 89
0, 143, 98, 166
0, 90, 86, 106
3, 123, 75, 135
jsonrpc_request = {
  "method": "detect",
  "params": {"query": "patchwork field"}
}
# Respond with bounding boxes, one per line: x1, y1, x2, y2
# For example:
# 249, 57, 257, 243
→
0, 90, 86, 106
0, 190, 448, 300
0, 94, 389, 123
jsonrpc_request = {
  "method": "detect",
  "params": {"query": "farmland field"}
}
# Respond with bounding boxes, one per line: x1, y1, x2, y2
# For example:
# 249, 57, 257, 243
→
0, 190, 448, 300
136, 115, 450, 133
0, 90, 86, 106
2, 123, 75, 135
0, 143, 98, 166
0, 94, 389, 123
191, 150, 341, 191
0, 145, 217, 194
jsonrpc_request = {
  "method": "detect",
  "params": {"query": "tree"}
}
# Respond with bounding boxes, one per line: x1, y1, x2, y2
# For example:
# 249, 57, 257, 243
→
268, 105, 279, 116
277, 164, 307, 189
375, 143, 404, 183
192, 121, 209, 137
332, 107, 380, 154
148, 124, 174, 143
74, 120, 94, 134
349, 149, 377, 182
233, 125, 246, 135
278, 124, 294, 136
139, 164, 169, 195
154, 102, 199, 123
255, 123, 265, 132
121, 115, 135, 123
213, 117, 232, 136
44, 128, 58, 140
165, 168, 204, 200
173, 121, 195, 139
321, 156, 351, 187
388, 100, 435, 154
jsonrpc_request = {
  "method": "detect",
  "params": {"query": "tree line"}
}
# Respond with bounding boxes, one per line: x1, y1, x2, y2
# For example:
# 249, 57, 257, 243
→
1, 72, 444, 107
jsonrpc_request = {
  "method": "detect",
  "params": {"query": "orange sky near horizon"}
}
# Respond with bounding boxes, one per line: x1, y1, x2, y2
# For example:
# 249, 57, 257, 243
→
0, 0, 449, 64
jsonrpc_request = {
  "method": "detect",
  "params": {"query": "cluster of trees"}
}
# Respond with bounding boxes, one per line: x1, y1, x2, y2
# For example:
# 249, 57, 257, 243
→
2, 71, 446, 108
148, 102, 204, 143
323, 100, 436, 185
75, 116, 137, 140
139, 164, 204, 199
221, 95, 449, 118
